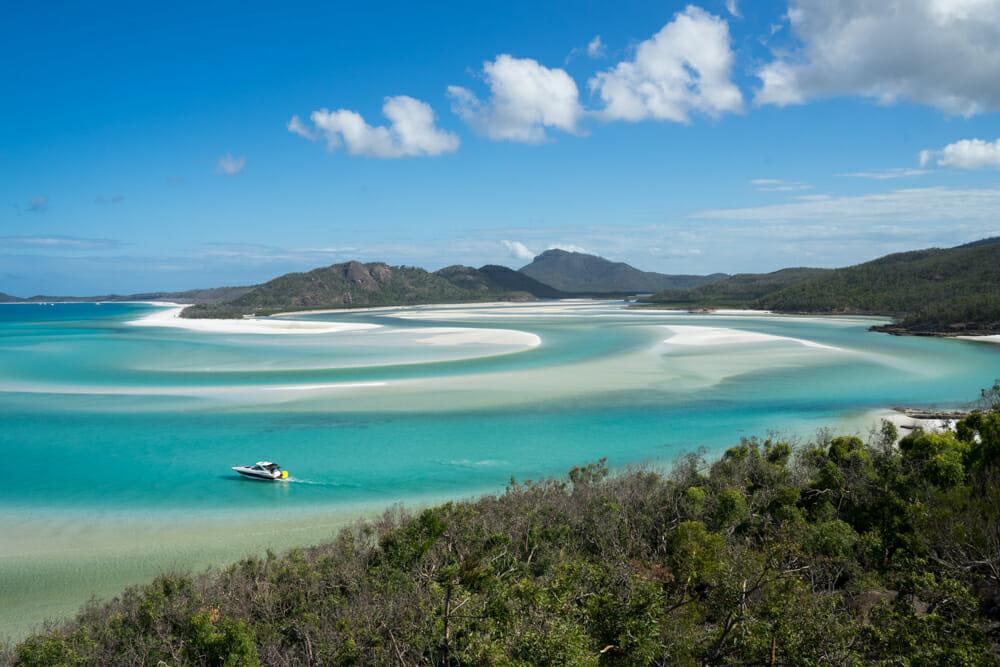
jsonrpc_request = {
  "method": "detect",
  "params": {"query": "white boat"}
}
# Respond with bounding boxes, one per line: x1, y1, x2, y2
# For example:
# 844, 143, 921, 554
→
232, 461, 288, 481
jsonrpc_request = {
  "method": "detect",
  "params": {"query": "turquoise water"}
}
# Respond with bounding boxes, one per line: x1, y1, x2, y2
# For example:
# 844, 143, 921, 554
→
3, 301, 999, 514
2, 301, 999, 636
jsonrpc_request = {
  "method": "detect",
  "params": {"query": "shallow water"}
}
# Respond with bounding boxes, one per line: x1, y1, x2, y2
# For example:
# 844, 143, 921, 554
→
2, 300, 999, 638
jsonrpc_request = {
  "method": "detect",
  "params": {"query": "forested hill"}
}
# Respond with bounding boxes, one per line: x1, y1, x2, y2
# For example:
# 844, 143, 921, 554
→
181, 261, 549, 318
648, 238, 1000, 335
435, 264, 569, 299
9, 398, 1000, 665
650, 267, 831, 308
520, 248, 726, 293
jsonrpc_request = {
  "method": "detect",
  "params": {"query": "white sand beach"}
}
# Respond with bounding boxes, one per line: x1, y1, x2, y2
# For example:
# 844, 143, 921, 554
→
128, 303, 380, 334
875, 409, 959, 436
661, 325, 840, 351
957, 335, 1000, 345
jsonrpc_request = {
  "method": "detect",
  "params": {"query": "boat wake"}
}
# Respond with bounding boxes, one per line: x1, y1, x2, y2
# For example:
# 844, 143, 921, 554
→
285, 478, 360, 489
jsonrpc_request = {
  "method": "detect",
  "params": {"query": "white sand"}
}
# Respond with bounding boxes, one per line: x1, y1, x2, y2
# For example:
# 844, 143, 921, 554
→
956, 335, 1000, 344
661, 325, 839, 351
875, 409, 958, 437
408, 327, 541, 347
128, 304, 380, 334
695, 308, 773, 315
1, 380, 390, 397
387, 301, 617, 320
259, 381, 388, 392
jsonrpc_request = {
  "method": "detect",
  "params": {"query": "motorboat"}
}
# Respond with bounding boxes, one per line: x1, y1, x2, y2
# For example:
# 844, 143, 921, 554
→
232, 461, 288, 481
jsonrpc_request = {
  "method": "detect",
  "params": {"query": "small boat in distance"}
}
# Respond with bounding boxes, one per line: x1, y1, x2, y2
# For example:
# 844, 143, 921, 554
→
232, 461, 288, 481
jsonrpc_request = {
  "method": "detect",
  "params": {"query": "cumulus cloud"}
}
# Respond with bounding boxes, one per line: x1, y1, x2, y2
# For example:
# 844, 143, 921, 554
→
448, 55, 583, 143
755, 0, 1000, 115
501, 240, 535, 261
586, 36, 605, 58
920, 138, 1000, 169
751, 178, 812, 192
287, 115, 317, 141
588, 6, 742, 123
290, 96, 459, 158
216, 153, 247, 176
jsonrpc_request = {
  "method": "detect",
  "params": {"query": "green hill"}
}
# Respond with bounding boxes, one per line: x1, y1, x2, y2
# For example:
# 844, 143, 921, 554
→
9, 406, 1000, 665
648, 238, 1000, 335
0, 292, 22, 302
477, 264, 569, 298
182, 261, 536, 318
435, 264, 568, 299
520, 249, 726, 294
650, 267, 830, 307
760, 239, 1000, 333
433, 264, 554, 300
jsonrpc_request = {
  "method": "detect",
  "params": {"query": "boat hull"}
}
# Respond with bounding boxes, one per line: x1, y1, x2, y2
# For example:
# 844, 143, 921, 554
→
233, 468, 281, 481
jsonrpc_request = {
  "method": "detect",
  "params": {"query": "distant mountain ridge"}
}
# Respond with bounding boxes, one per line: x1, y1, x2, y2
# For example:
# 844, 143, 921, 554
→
436, 264, 569, 299
181, 261, 559, 318
647, 238, 1000, 335
0, 286, 252, 305
7, 240, 1000, 335
651, 268, 832, 307
519, 249, 727, 293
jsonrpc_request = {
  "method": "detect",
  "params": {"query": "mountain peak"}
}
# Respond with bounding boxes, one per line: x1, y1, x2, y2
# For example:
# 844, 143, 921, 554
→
519, 250, 725, 294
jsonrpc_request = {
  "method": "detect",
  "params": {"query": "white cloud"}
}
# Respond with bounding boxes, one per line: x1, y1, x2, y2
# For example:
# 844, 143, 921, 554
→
547, 243, 589, 254
287, 115, 316, 141
691, 185, 1000, 224
216, 153, 246, 176
0, 235, 122, 250
841, 168, 929, 180
448, 55, 583, 143
501, 240, 535, 261
725, 0, 740, 18
750, 178, 812, 192
588, 6, 742, 123
755, 0, 1000, 115
921, 138, 1000, 169
586, 36, 605, 58
650, 246, 703, 257
291, 96, 459, 158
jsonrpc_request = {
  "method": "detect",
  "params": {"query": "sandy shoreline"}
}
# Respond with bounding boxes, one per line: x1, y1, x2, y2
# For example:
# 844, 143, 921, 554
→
873, 409, 960, 436
128, 303, 381, 334
957, 334, 1000, 345
127, 303, 542, 349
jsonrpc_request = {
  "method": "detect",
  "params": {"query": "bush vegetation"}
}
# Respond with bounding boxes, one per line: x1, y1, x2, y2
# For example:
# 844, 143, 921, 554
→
7, 395, 1000, 665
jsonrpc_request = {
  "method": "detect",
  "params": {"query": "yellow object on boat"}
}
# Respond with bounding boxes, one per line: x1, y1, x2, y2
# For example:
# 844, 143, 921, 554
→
281, 470, 288, 479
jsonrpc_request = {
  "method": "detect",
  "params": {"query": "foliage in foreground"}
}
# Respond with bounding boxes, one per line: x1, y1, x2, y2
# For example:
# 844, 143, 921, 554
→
7, 407, 1000, 665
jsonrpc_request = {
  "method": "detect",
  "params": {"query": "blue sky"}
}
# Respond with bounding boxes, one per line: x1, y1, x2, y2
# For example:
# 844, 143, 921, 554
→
3, 0, 1000, 294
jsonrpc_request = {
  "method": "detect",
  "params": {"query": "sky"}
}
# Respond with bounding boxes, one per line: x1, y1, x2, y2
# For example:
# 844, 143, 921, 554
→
3, 0, 1000, 295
